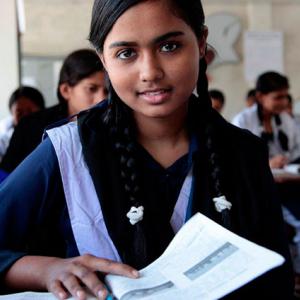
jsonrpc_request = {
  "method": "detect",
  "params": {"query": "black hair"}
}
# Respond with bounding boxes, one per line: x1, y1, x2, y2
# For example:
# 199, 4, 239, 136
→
287, 94, 293, 105
89, 0, 227, 267
57, 49, 104, 104
256, 71, 289, 94
9, 86, 45, 111
246, 88, 256, 99
89, 1, 205, 52
209, 89, 225, 105
256, 72, 290, 152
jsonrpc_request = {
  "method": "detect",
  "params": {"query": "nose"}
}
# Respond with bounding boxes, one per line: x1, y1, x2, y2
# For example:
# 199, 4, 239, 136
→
139, 53, 164, 82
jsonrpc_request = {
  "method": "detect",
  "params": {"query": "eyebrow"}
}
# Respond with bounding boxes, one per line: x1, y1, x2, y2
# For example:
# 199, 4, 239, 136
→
108, 31, 184, 49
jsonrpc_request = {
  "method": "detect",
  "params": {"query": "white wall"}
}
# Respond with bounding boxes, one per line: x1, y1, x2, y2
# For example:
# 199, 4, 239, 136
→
22, 0, 93, 57
202, 0, 300, 119
0, 1, 19, 119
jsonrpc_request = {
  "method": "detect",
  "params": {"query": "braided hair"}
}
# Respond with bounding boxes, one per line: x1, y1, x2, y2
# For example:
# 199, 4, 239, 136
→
195, 58, 230, 228
88, 0, 229, 266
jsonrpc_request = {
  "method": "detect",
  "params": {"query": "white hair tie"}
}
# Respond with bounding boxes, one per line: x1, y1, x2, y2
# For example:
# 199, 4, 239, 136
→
126, 206, 144, 225
213, 195, 232, 213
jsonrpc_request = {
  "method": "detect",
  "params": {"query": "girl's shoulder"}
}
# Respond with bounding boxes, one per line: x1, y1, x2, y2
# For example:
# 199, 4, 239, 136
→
213, 110, 266, 153
45, 100, 110, 145
232, 105, 258, 126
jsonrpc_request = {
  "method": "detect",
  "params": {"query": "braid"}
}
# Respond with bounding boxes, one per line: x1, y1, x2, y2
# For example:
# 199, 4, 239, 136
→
275, 115, 289, 152
257, 104, 289, 152
196, 58, 231, 228
103, 80, 148, 268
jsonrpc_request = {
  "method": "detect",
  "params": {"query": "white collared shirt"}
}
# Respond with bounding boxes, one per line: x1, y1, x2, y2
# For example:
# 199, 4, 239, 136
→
232, 105, 300, 162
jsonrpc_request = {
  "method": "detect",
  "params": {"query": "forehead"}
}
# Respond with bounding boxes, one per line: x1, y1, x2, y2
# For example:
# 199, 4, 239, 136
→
12, 97, 36, 108
103, 1, 195, 46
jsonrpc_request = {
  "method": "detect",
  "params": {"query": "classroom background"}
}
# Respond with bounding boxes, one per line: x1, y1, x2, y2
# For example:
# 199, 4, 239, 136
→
1, 0, 300, 120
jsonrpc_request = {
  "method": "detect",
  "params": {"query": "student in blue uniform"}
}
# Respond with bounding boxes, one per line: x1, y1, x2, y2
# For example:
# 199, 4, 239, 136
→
0, 0, 294, 299
0, 49, 107, 176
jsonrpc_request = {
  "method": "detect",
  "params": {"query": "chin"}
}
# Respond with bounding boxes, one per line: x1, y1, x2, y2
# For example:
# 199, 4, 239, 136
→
140, 107, 175, 119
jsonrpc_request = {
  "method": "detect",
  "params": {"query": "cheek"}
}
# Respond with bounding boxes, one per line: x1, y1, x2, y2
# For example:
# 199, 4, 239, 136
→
169, 60, 198, 95
170, 49, 199, 86
108, 68, 134, 97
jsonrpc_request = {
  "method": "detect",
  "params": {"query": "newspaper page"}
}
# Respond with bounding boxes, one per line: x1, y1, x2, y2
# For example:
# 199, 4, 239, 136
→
0, 213, 284, 300
105, 212, 284, 300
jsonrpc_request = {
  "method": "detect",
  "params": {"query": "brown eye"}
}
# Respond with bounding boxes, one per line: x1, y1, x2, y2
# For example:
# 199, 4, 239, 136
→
160, 42, 180, 52
117, 49, 136, 60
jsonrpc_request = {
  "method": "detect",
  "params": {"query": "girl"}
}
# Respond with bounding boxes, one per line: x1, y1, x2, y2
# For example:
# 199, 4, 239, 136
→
233, 71, 300, 169
0, 49, 107, 175
0, 1, 293, 299
233, 72, 300, 290
0, 86, 45, 161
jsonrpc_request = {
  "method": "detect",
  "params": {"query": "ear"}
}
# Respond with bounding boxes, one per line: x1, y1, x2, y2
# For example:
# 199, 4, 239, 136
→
198, 26, 208, 58
59, 83, 71, 102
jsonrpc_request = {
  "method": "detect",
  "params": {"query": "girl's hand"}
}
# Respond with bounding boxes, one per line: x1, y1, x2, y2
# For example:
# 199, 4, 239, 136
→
44, 255, 139, 300
269, 155, 288, 169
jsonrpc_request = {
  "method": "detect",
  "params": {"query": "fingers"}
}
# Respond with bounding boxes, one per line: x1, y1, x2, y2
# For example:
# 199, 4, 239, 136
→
48, 280, 68, 300
46, 255, 138, 300
72, 262, 108, 299
59, 273, 86, 300
81, 255, 139, 279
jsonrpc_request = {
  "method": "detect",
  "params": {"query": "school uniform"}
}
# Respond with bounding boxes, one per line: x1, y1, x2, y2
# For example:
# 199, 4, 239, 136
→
0, 98, 294, 298
0, 126, 13, 162
232, 104, 300, 162
0, 103, 68, 174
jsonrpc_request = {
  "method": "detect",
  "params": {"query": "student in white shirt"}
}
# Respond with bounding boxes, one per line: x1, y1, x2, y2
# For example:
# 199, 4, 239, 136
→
0, 87, 45, 161
232, 71, 300, 169
233, 72, 300, 281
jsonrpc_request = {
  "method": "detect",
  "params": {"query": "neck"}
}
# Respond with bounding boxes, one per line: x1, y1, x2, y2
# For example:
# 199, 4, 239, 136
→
134, 105, 190, 168
262, 109, 273, 121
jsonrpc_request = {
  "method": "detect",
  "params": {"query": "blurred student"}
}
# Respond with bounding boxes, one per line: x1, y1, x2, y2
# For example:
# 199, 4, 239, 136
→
232, 71, 300, 169
233, 72, 300, 290
246, 88, 257, 108
0, 49, 107, 175
209, 89, 225, 113
0, 86, 45, 161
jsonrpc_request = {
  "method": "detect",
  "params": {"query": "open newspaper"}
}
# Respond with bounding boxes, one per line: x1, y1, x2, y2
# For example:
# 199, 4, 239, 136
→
105, 212, 284, 299
0, 213, 284, 300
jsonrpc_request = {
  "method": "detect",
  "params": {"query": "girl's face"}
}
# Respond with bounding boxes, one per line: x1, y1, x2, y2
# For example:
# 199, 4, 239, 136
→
100, 0, 207, 120
11, 97, 41, 125
60, 71, 107, 116
257, 89, 289, 115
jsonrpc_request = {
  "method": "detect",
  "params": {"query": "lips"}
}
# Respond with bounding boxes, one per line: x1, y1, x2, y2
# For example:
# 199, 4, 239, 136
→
137, 88, 172, 104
